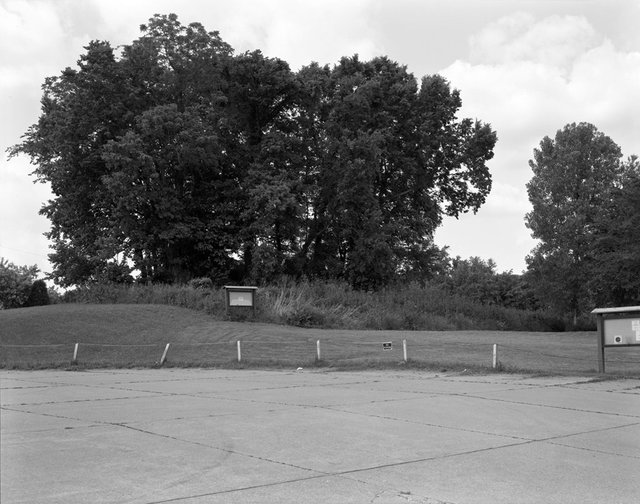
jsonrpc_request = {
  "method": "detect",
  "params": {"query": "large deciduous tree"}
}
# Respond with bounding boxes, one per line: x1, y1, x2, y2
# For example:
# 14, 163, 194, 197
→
10, 14, 497, 288
525, 122, 633, 323
296, 57, 496, 289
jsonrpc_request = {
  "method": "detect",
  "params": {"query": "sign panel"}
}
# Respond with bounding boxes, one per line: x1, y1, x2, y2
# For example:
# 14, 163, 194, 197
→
603, 318, 640, 346
229, 291, 254, 307
382, 342, 392, 351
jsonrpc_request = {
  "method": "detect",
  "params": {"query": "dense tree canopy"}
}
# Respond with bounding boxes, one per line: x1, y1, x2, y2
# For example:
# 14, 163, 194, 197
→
10, 14, 497, 288
525, 122, 639, 322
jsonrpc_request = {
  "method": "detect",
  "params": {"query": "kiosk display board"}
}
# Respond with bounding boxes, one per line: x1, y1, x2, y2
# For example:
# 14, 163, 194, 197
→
592, 306, 640, 373
223, 286, 258, 315
603, 318, 640, 346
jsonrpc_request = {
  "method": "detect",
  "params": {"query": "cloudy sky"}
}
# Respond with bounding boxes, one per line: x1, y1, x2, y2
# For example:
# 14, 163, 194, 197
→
1, 0, 639, 279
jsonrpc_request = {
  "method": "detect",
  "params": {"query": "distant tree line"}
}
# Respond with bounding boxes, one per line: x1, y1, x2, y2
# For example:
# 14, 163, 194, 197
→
9, 13, 496, 290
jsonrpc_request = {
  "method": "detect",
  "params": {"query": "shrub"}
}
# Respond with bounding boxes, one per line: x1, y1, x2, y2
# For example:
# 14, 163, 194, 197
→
188, 277, 214, 290
0, 258, 39, 309
25, 280, 50, 307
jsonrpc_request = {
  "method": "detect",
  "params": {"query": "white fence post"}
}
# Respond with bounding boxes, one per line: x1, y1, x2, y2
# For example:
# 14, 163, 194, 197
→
237, 340, 242, 363
72, 343, 79, 364
316, 340, 321, 361
403, 339, 408, 362
160, 343, 170, 365
493, 344, 498, 369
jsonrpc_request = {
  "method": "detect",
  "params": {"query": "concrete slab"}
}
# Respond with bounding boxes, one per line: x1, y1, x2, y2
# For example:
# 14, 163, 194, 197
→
2, 369, 639, 504
354, 440, 640, 504
562, 379, 640, 394
1, 382, 160, 407
475, 386, 640, 418
550, 422, 640, 458
1, 423, 317, 504
131, 407, 517, 474
336, 393, 635, 440
163, 476, 421, 504
14, 393, 291, 425
0, 407, 95, 434
201, 383, 426, 407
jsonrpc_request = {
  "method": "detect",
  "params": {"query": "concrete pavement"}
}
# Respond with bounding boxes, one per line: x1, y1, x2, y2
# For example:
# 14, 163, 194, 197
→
1, 369, 639, 503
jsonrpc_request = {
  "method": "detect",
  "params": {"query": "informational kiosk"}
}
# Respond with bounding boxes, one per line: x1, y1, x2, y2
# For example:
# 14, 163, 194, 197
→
223, 286, 258, 316
591, 306, 640, 373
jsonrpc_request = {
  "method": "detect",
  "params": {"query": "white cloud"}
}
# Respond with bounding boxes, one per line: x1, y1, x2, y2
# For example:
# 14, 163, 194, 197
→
485, 182, 531, 214
435, 12, 640, 271
0, 1, 92, 85
253, 0, 379, 69
89, 0, 380, 70
470, 13, 602, 71
443, 14, 640, 170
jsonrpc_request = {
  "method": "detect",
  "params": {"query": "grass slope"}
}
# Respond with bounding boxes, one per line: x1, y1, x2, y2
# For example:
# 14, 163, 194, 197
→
1, 304, 638, 374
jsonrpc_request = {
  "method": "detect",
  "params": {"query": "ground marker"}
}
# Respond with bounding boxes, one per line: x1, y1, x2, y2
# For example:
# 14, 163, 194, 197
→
160, 343, 170, 365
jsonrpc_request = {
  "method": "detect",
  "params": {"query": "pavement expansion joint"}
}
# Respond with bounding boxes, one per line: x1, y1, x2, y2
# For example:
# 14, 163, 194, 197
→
533, 421, 640, 446
549, 440, 640, 460
115, 422, 327, 476
319, 403, 530, 441
454, 392, 640, 419
1, 393, 161, 407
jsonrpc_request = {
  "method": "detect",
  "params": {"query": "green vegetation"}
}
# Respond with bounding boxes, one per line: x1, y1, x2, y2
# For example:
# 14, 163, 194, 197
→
9, 13, 496, 289
526, 123, 640, 324
62, 280, 564, 331
6, 13, 638, 329
0, 258, 49, 309
2, 303, 638, 375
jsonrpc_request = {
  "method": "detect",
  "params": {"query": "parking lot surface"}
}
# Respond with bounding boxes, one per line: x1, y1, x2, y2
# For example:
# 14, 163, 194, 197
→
2, 369, 639, 503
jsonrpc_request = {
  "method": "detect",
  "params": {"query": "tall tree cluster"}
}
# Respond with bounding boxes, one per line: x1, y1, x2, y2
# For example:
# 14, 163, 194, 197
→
525, 122, 639, 322
11, 14, 497, 288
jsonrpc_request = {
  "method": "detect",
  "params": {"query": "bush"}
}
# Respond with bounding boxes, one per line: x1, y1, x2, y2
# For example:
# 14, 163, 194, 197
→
0, 258, 39, 309
188, 277, 214, 290
25, 280, 50, 307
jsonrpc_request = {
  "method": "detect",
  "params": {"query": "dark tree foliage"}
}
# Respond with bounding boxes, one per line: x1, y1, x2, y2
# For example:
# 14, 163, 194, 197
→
25, 279, 50, 307
0, 259, 40, 309
589, 157, 640, 306
10, 14, 497, 288
438, 256, 539, 311
525, 123, 638, 321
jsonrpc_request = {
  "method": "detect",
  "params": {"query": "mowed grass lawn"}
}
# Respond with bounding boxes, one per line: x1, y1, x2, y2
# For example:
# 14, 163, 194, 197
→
1, 304, 638, 375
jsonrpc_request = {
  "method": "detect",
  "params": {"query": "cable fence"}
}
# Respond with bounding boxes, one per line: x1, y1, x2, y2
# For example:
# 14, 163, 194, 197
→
2, 337, 639, 374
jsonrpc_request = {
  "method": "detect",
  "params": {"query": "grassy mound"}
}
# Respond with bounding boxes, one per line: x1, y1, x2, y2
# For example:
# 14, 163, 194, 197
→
2, 303, 637, 375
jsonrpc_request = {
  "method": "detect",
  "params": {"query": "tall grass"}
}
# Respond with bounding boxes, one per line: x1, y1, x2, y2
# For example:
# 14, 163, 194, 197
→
65, 283, 225, 315
64, 280, 566, 331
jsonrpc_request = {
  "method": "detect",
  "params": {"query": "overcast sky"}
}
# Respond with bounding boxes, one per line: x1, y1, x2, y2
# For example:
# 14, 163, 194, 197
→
2, 0, 639, 279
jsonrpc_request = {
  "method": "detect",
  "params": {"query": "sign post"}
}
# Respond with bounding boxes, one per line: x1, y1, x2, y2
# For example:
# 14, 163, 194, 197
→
591, 306, 640, 373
